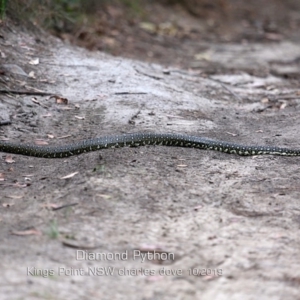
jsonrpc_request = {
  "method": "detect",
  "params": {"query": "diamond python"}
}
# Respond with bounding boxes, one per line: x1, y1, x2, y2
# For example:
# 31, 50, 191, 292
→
0, 133, 299, 158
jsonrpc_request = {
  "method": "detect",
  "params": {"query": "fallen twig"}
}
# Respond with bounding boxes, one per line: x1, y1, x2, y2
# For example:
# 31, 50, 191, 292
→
0, 89, 54, 96
52, 203, 78, 211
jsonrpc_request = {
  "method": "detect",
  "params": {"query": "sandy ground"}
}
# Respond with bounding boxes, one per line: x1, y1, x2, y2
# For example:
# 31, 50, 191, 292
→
1, 13, 300, 300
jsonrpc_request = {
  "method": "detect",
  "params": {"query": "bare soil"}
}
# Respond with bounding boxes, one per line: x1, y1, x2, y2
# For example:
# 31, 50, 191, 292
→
1, 1, 300, 299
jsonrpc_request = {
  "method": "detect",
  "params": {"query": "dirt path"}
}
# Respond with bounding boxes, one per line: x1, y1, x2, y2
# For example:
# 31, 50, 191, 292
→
1, 13, 300, 300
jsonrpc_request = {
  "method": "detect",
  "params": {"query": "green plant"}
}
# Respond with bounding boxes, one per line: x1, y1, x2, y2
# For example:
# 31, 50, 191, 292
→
122, 0, 143, 16
48, 219, 59, 239
0, 0, 7, 19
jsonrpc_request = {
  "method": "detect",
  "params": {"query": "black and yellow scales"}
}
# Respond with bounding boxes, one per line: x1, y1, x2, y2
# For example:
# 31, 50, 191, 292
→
0, 133, 299, 158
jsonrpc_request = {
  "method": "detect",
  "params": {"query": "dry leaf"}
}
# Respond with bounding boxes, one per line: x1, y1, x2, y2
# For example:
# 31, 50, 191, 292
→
279, 101, 287, 110
139, 22, 156, 34
31, 97, 40, 105
42, 203, 59, 209
49, 95, 68, 104
261, 97, 269, 103
13, 182, 28, 188
75, 115, 85, 120
28, 58, 39, 65
96, 194, 112, 199
28, 71, 35, 78
11, 229, 42, 236
226, 132, 238, 137
35, 140, 49, 146
60, 171, 79, 179
6, 194, 23, 199
40, 78, 55, 83
26, 85, 40, 91
56, 97, 68, 104
2, 203, 14, 208
0, 50, 6, 58
5, 155, 15, 164
193, 205, 203, 211
194, 50, 213, 61
0, 173, 5, 181
158, 22, 178, 36
42, 203, 77, 210
41, 113, 52, 118
57, 135, 72, 139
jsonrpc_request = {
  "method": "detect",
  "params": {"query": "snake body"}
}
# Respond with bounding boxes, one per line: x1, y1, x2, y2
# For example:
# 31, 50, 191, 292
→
0, 133, 299, 158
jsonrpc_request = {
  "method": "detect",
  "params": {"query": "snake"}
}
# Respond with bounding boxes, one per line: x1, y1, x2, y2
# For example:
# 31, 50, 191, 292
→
0, 133, 299, 158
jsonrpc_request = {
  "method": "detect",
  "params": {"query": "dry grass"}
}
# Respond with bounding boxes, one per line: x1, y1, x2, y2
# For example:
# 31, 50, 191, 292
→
4, 0, 146, 30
